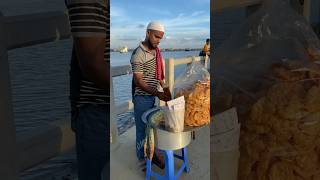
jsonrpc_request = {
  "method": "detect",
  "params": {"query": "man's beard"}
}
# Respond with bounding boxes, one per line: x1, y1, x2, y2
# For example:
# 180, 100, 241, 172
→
148, 39, 157, 49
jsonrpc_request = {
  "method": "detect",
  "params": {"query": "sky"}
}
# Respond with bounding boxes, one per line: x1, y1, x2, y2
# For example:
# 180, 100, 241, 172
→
111, 0, 210, 49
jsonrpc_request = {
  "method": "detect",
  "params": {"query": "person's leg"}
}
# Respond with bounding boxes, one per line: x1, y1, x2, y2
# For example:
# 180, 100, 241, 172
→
133, 96, 155, 160
74, 104, 109, 180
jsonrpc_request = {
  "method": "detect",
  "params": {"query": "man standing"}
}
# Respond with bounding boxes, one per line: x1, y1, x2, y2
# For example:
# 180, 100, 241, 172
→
130, 21, 171, 170
200, 38, 210, 56
65, 0, 109, 179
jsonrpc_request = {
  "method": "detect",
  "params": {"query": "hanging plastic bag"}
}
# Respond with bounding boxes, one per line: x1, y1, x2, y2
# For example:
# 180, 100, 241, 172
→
174, 61, 210, 126
213, 0, 320, 179
163, 96, 185, 132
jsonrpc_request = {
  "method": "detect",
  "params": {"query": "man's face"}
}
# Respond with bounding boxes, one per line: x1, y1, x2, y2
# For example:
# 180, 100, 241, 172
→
147, 30, 164, 49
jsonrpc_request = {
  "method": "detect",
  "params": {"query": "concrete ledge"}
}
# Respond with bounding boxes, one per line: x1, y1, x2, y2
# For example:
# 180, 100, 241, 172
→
4, 11, 71, 50
111, 65, 131, 77
17, 119, 75, 171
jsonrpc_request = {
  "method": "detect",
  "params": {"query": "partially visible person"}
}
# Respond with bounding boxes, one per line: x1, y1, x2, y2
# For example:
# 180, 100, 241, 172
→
199, 38, 210, 56
65, 0, 109, 179
130, 21, 171, 171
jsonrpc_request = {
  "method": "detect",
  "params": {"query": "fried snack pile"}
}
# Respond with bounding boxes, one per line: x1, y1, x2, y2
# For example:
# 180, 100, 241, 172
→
233, 62, 320, 180
176, 80, 210, 126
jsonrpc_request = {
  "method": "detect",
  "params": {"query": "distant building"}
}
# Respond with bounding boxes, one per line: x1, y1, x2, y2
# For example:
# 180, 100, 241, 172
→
119, 46, 128, 53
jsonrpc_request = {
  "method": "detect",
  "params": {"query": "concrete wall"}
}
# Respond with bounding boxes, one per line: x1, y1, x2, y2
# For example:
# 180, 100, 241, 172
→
0, 11, 72, 178
0, 14, 19, 180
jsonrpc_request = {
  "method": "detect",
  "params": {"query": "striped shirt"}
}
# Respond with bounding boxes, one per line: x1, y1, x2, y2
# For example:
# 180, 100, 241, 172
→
130, 43, 160, 96
65, 0, 109, 107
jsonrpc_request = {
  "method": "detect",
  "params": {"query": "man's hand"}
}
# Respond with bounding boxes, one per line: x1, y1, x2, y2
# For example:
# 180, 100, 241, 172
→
163, 87, 172, 99
133, 73, 171, 102
156, 91, 171, 102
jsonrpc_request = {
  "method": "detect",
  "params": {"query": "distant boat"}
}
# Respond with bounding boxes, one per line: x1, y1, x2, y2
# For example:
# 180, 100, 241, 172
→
185, 48, 191, 51
119, 46, 128, 53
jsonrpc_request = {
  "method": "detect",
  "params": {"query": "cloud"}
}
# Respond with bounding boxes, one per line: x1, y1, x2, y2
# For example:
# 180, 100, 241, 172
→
116, 38, 139, 41
190, 0, 210, 5
110, 6, 131, 24
111, 5, 209, 49
191, 11, 205, 17
144, 7, 172, 16
137, 24, 145, 29
110, 6, 125, 18
163, 12, 209, 28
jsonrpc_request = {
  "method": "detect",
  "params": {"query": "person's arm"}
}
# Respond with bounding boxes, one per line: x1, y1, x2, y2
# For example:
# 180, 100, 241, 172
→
66, 1, 109, 90
131, 51, 170, 101
74, 37, 109, 90
133, 73, 170, 101
133, 73, 157, 95
159, 80, 165, 87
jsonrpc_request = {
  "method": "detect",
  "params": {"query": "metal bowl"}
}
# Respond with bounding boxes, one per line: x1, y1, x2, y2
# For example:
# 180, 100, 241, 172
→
153, 126, 191, 150
142, 107, 195, 150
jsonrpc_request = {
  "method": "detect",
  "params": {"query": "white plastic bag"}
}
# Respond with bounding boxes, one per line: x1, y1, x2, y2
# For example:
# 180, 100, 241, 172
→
164, 96, 185, 132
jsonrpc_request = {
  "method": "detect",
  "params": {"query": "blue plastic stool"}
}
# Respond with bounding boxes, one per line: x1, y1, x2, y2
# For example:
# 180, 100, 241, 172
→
146, 147, 190, 180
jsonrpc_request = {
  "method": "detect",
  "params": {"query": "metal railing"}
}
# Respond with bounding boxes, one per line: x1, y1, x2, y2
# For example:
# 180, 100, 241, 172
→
112, 55, 210, 116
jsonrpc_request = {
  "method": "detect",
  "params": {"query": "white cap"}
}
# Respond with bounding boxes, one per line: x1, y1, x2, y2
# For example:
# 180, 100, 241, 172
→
147, 21, 165, 32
